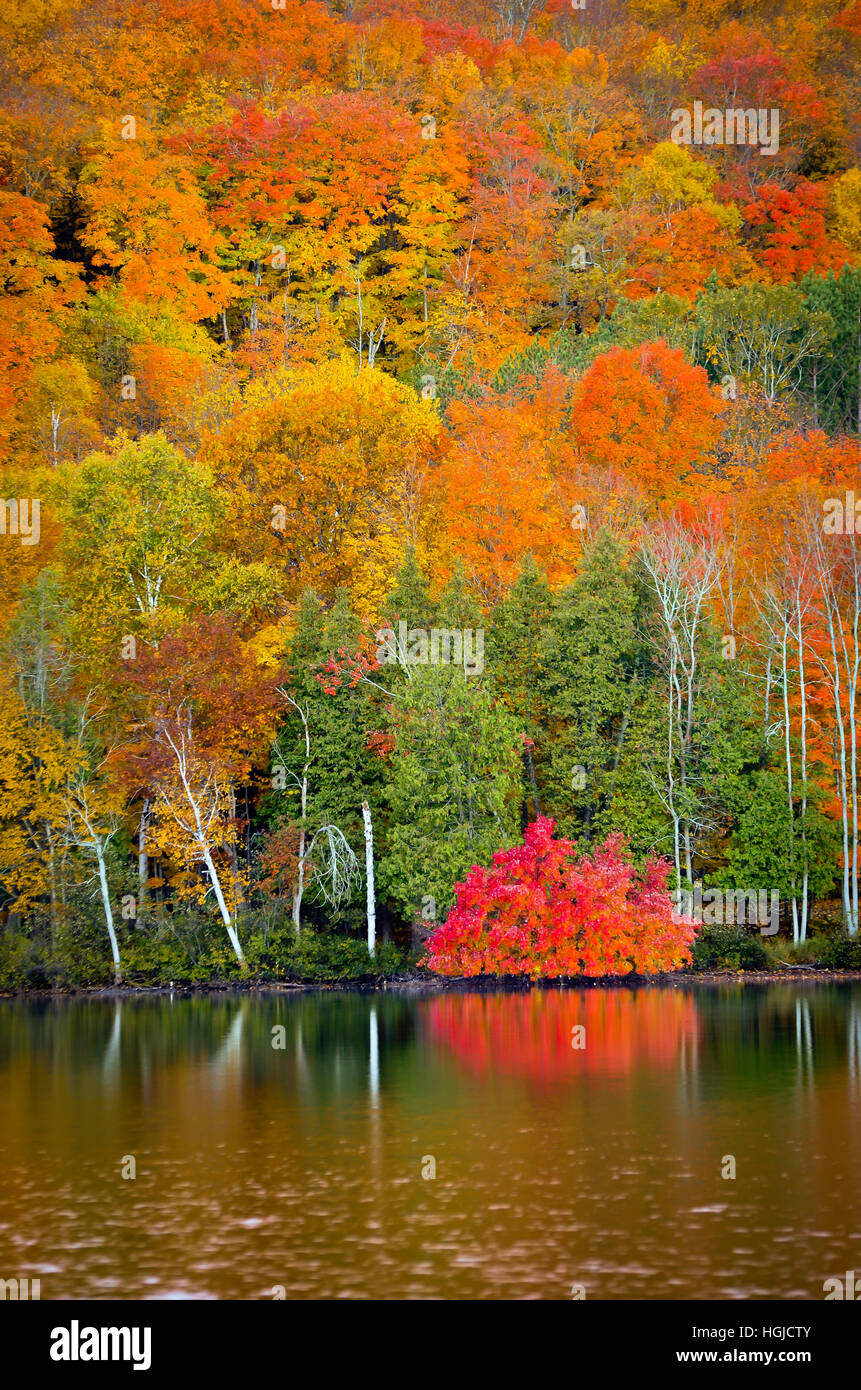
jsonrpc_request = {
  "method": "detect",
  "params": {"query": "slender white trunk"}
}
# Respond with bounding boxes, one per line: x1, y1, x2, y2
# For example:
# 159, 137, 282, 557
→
95, 840, 121, 983
163, 718, 245, 962
847, 545, 860, 935
779, 624, 799, 944
202, 843, 244, 963
795, 591, 809, 942
667, 648, 681, 888
681, 624, 697, 885
819, 568, 853, 932
278, 692, 310, 936
641, 532, 720, 895
292, 749, 308, 934
292, 826, 305, 935
138, 799, 150, 907
362, 801, 376, 957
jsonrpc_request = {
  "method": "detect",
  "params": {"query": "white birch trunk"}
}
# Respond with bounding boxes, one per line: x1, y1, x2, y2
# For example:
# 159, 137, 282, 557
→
292, 827, 306, 935
162, 718, 246, 964
779, 625, 799, 944
362, 801, 376, 957
138, 799, 150, 907
795, 590, 810, 942
817, 559, 853, 933
847, 545, 860, 935
95, 840, 121, 983
277, 691, 311, 936
202, 843, 244, 963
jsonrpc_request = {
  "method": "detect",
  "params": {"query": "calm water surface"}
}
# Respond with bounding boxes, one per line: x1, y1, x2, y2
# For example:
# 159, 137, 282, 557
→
1, 985, 860, 1300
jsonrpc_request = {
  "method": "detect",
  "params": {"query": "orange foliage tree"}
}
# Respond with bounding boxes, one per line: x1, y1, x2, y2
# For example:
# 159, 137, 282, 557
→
571, 340, 724, 503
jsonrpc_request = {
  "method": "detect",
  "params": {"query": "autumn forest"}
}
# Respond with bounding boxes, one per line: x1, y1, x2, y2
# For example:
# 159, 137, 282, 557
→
2, 0, 861, 989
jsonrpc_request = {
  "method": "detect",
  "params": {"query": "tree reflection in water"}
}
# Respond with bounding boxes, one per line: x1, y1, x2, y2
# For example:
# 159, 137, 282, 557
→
424, 989, 699, 1087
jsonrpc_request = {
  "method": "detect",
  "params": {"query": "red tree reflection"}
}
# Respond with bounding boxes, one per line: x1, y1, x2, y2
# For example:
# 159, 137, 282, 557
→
424, 990, 699, 1087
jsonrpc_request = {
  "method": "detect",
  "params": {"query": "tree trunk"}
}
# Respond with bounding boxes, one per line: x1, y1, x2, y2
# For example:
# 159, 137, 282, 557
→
138, 799, 150, 912
95, 840, 121, 984
362, 801, 376, 957
668, 664, 681, 889
202, 844, 244, 964
281, 694, 310, 935
796, 592, 809, 942
819, 564, 854, 933
292, 823, 305, 935
847, 549, 859, 936
780, 626, 799, 944
45, 820, 58, 946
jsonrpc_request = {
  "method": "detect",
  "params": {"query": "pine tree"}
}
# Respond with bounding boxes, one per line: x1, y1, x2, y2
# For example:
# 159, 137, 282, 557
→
383, 544, 436, 631
539, 531, 643, 844
436, 558, 482, 630
266, 588, 385, 928
800, 266, 861, 435
379, 664, 521, 924
489, 554, 554, 821
287, 589, 326, 695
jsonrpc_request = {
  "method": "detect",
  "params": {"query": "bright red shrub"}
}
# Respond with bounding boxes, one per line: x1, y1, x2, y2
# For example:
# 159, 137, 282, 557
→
422, 817, 696, 979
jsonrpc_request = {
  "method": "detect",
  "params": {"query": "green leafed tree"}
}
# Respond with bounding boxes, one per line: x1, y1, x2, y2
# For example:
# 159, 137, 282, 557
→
379, 664, 521, 926
265, 589, 385, 930
800, 266, 861, 435
538, 530, 646, 846
488, 553, 554, 821
695, 280, 832, 403
52, 431, 223, 658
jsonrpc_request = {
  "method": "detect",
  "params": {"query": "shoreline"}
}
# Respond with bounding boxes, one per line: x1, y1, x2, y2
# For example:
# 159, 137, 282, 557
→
4, 966, 861, 1002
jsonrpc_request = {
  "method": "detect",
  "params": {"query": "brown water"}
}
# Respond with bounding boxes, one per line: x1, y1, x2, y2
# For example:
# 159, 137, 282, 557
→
1, 984, 860, 1300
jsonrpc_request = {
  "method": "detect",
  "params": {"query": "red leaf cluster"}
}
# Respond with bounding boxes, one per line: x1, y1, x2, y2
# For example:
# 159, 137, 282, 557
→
315, 643, 382, 696
422, 817, 696, 979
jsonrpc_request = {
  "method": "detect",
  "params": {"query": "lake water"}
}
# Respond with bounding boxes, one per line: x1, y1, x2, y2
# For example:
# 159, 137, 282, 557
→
1, 984, 860, 1300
